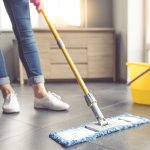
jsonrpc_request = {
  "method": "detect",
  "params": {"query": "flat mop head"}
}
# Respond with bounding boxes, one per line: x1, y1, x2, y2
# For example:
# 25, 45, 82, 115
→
49, 113, 149, 147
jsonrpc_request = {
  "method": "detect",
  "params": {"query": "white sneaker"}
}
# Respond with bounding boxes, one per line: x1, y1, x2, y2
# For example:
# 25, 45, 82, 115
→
2, 92, 20, 113
34, 91, 70, 111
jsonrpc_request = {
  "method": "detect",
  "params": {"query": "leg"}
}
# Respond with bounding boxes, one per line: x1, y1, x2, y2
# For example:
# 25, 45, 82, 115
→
0, 49, 14, 97
0, 49, 20, 113
3, 0, 47, 97
4, 0, 69, 110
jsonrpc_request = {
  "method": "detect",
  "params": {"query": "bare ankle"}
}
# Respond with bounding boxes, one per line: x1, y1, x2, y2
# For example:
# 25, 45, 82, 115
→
32, 83, 47, 98
0, 84, 15, 98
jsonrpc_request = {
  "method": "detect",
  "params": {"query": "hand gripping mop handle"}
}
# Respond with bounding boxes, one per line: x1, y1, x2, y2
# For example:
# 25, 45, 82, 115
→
40, 8, 107, 126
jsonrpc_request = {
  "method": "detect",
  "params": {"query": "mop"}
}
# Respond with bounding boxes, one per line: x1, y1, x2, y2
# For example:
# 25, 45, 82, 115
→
32, 4, 150, 147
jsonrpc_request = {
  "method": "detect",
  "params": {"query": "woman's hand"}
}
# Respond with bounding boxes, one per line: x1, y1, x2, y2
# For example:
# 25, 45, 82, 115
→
30, 0, 43, 13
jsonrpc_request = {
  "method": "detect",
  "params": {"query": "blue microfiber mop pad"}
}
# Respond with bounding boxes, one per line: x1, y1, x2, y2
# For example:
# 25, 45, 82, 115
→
49, 113, 149, 147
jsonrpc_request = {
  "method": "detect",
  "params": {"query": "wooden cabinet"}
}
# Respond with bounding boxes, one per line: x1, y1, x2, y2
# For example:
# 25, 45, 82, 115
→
13, 28, 116, 84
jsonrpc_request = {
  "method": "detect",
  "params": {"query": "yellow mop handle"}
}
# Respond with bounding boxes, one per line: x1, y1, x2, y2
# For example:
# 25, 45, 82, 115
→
41, 8, 89, 95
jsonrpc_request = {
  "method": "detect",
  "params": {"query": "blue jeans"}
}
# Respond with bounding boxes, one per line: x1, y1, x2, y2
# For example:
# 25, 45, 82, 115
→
0, 0, 44, 85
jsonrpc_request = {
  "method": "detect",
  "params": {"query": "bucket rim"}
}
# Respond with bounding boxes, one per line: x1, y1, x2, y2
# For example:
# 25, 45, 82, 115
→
126, 62, 150, 67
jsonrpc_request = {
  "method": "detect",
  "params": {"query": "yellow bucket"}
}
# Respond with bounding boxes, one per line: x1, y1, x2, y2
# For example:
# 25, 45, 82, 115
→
126, 62, 150, 105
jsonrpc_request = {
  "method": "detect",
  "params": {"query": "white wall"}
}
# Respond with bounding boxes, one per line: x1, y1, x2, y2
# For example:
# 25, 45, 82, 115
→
127, 0, 144, 63
87, 0, 113, 27
113, 0, 145, 82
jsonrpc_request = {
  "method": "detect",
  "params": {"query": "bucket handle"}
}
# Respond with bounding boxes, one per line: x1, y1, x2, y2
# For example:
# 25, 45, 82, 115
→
128, 68, 150, 86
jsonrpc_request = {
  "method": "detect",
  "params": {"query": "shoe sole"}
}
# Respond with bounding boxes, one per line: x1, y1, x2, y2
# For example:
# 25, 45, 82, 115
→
3, 108, 20, 114
34, 103, 69, 111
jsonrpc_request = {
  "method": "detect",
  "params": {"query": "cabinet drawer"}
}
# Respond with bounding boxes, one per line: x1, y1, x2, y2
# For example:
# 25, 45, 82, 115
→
50, 48, 87, 64
35, 33, 51, 50
49, 64, 87, 79
14, 29, 115, 84
88, 56, 114, 78
50, 33, 88, 48
88, 32, 114, 43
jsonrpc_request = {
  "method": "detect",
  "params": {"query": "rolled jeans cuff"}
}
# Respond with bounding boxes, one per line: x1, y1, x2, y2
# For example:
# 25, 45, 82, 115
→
0, 77, 10, 85
28, 75, 45, 85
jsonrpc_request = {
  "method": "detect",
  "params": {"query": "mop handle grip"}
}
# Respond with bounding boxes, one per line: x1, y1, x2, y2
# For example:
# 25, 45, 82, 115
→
41, 8, 89, 94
